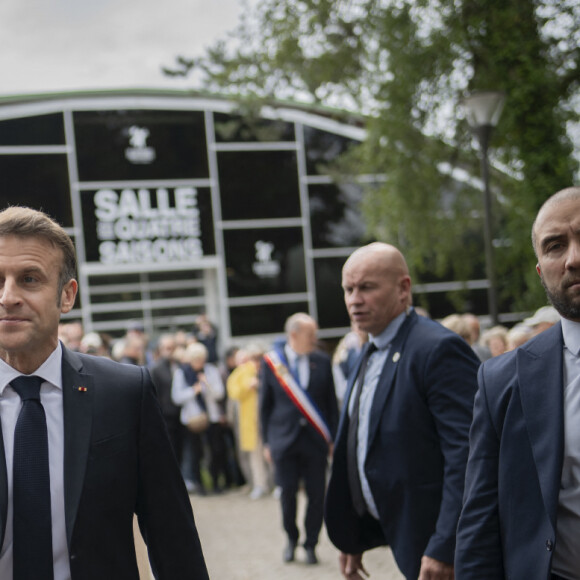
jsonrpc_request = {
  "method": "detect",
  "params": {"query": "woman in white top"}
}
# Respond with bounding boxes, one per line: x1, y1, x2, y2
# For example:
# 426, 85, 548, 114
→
172, 342, 226, 494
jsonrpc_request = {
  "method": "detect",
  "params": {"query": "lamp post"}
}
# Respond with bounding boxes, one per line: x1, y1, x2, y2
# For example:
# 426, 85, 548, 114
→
463, 91, 506, 326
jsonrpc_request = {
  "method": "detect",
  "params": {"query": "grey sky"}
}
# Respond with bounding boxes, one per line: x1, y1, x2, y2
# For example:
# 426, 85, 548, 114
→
0, 0, 577, 169
0, 0, 243, 95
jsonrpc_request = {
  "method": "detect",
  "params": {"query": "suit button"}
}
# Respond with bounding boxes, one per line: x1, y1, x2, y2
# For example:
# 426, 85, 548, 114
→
546, 539, 554, 551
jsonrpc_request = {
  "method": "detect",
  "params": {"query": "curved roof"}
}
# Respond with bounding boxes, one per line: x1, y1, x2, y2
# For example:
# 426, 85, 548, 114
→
0, 87, 367, 141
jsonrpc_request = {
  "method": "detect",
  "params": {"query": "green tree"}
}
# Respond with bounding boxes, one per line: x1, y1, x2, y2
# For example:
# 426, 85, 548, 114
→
166, 0, 579, 314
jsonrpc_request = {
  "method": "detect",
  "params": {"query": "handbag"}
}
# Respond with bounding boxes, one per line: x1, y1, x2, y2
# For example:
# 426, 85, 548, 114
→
186, 411, 209, 433
181, 365, 210, 433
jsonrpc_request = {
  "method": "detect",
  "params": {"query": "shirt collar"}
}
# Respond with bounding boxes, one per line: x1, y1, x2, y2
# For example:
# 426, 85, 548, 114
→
370, 308, 410, 351
0, 342, 63, 395
284, 343, 300, 364
561, 318, 580, 356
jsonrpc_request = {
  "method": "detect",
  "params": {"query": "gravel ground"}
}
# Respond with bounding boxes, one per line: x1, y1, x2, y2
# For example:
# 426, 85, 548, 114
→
135, 486, 405, 579
188, 487, 405, 580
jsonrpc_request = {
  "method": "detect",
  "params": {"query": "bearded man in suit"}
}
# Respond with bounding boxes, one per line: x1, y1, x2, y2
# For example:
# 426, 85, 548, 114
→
456, 186, 580, 579
0, 206, 208, 580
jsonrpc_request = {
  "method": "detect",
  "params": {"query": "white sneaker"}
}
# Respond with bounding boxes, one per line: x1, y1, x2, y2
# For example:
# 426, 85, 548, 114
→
249, 487, 265, 500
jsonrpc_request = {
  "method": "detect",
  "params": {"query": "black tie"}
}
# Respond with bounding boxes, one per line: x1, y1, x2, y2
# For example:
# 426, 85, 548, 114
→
11, 375, 54, 580
346, 343, 377, 517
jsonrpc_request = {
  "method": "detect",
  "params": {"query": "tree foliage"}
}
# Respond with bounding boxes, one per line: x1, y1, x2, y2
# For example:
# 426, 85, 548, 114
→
166, 0, 580, 314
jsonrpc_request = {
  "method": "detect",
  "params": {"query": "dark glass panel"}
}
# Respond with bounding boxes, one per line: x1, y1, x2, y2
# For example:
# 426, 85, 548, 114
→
74, 110, 209, 181
314, 257, 351, 329
149, 288, 204, 300
309, 182, 367, 248
230, 301, 309, 336
148, 270, 204, 282
151, 305, 199, 318
90, 292, 142, 304
0, 113, 65, 145
92, 310, 145, 323
214, 112, 295, 142
223, 227, 306, 297
80, 186, 215, 264
0, 154, 73, 226
218, 151, 300, 220
302, 126, 359, 175
89, 273, 140, 286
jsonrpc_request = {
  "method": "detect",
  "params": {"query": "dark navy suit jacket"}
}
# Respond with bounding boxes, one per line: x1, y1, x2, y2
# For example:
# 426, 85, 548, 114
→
259, 346, 339, 461
324, 311, 480, 579
456, 323, 564, 579
0, 347, 208, 580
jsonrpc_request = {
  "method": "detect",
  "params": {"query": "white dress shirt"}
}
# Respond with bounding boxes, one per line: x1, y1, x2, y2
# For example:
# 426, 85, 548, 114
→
553, 318, 580, 579
284, 344, 310, 389
0, 343, 71, 580
348, 310, 408, 519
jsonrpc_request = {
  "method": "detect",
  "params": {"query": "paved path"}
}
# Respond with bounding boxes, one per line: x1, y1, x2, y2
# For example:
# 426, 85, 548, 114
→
188, 487, 405, 580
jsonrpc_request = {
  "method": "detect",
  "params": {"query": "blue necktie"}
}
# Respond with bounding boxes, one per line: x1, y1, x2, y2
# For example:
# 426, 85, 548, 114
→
11, 375, 54, 580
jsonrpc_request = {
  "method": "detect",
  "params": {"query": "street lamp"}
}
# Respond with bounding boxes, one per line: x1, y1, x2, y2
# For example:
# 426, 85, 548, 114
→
463, 90, 506, 326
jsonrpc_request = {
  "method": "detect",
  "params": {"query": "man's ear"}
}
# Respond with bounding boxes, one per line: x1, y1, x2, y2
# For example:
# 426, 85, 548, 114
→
536, 263, 542, 278
399, 275, 411, 302
60, 279, 78, 314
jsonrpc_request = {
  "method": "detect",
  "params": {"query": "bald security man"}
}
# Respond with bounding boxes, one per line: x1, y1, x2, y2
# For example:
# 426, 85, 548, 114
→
324, 242, 480, 580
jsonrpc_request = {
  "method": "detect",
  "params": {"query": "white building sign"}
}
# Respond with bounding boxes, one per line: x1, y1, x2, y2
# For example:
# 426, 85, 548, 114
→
83, 186, 214, 264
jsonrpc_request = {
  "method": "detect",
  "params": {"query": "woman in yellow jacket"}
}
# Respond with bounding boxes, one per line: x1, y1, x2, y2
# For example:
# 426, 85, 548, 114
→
227, 344, 269, 499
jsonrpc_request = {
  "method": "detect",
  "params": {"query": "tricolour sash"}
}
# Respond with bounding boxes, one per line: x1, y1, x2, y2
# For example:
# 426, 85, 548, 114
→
263, 349, 333, 446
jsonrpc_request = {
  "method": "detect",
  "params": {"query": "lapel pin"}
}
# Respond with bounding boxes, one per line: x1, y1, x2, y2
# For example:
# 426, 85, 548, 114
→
392, 352, 400, 363
77, 386, 88, 392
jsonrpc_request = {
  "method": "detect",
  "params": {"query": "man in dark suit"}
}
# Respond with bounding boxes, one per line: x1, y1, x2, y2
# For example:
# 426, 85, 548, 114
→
260, 312, 339, 565
324, 242, 479, 580
456, 186, 580, 579
150, 333, 186, 467
0, 207, 208, 579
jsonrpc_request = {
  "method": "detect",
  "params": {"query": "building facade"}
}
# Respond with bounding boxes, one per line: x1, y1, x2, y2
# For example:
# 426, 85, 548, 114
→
0, 91, 369, 345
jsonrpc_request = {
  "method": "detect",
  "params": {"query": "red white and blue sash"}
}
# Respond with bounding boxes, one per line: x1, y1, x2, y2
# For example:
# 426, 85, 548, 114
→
263, 348, 332, 446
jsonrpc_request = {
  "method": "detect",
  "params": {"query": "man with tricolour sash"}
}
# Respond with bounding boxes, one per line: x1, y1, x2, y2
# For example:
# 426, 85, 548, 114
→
260, 313, 339, 565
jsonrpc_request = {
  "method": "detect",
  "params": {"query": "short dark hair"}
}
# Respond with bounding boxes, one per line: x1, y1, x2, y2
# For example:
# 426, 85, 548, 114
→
0, 206, 77, 294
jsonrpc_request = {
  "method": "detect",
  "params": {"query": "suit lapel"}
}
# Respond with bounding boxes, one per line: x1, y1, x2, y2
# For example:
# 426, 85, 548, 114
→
61, 348, 94, 546
518, 323, 564, 528
0, 417, 7, 550
367, 311, 416, 443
